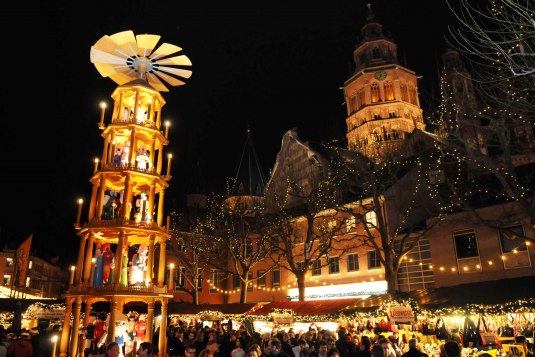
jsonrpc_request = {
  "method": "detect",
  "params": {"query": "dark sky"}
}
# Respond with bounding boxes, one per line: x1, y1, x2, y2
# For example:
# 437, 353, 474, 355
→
0, 0, 459, 266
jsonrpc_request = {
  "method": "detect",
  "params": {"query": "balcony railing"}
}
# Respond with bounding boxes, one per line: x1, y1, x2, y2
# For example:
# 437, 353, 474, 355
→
111, 117, 159, 130
101, 162, 158, 175
86, 217, 164, 230
68, 283, 168, 295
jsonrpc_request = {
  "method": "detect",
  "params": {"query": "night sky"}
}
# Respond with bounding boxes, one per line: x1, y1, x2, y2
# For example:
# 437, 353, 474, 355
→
0, 1, 459, 266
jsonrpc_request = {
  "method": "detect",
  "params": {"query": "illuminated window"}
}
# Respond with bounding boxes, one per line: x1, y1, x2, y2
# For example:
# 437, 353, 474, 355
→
3, 275, 11, 286
6, 258, 13, 267
367, 250, 381, 269
328, 219, 337, 230
346, 216, 356, 232
312, 260, 322, 276
25, 277, 30, 288
454, 231, 479, 258
384, 81, 394, 100
272, 269, 280, 287
347, 253, 359, 272
365, 211, 377, 227
371, 83, 380, 103
328, 257, 340, 274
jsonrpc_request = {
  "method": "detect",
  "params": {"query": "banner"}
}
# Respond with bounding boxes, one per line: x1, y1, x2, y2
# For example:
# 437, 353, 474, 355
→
387, 305, 414, 323
15, 234, 32, 288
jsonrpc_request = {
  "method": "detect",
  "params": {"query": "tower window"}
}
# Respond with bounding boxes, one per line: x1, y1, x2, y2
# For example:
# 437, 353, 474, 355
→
400, 84, 409, 102
384, 81, 394, 100
371, 83, 380, 103
372, 47, 381, 59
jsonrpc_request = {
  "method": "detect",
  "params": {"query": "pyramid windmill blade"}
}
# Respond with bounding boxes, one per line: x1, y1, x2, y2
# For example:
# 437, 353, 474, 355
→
136, 34, 161, 57
145, 72, 170, 92
150, 43, 182, 60
91, 30, 192, 89
157, 66, 193, 80
90, 47, 127, 65
154, 71, 186, 86
155, 55, 192, 66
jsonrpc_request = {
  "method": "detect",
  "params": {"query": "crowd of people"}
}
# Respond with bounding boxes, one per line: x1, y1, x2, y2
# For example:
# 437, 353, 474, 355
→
155, 321, 535, 357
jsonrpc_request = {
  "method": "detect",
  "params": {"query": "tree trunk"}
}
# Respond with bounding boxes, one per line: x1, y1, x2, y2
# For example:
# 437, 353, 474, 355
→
297, 274, 306, 301
383, 257, 398, 294
192, 289, 199, 305
240, 280, 247, 303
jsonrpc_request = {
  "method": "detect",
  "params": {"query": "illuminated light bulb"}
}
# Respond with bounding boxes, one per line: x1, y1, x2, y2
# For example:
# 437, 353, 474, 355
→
513, 249, 518, 254
488, 261, 493, 265
451, 267, 456, 272
440, 267, 444, 271
463, 267, 468, 271
501, 256, 506, 260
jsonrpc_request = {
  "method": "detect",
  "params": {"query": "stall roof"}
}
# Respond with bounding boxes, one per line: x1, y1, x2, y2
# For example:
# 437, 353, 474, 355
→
168, 302, 258, 315
0, 298, 64, 313
250, 298, 362, 316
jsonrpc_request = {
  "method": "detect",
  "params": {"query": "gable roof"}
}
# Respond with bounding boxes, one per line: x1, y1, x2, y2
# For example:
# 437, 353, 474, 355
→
249, 298, 361, 316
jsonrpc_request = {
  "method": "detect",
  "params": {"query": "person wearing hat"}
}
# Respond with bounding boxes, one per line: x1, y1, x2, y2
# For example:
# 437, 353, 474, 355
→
6, 330, 33, 357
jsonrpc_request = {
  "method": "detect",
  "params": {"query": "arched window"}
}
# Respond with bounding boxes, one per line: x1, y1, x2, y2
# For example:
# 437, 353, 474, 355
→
372, 47, 381, 59
384, 81, 394, 100
371, 83, 380, 103
400, 84, 409, 102
358, 89, 366, 108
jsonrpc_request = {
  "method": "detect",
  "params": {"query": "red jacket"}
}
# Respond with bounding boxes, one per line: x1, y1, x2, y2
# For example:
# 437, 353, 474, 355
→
7, 338, 33, 357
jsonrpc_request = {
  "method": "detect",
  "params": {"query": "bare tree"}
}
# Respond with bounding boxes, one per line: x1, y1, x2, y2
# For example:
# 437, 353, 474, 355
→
263, 172, 354, 301
327, 144, 448, 293
439, 0, 535, 240
169, 209, 215, 304
199, 194, 277, 303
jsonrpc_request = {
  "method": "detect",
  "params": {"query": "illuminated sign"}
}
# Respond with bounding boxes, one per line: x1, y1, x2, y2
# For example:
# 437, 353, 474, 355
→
388, 305, 414, 323
287, 280, 388, 300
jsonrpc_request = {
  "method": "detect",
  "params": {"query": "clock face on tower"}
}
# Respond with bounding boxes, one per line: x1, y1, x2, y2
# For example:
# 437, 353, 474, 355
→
375, 70, 387, 81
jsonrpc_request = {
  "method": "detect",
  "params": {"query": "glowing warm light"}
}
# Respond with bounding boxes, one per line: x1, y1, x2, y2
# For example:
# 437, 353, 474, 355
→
451, 267, 456, 272
476, 264, 481, 269
100, 102, 107, 109
429, 265, 433, 269
488, 261, 493, 265
526, 241, 531, 246
92, 258, 96, 263
440, 267, 445, 271
52, 335, 58, 342
169, 263, 175, 269
501, 255, 506, 260
78, 198, 83, 204
463, 267, 468, 271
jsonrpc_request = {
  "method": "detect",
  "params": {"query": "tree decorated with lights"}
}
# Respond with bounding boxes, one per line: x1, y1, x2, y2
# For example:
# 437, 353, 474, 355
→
326, 143, 450, 293
263, 169, 355, 301
438, 0, 535, 242
197, 193, 277, 303
169, 206, 216, 305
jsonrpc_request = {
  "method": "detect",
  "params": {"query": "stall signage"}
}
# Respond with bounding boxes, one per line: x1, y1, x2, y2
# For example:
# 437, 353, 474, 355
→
271, 312, 293, 324
34, 309, 65, 320
387, 305, 414, 323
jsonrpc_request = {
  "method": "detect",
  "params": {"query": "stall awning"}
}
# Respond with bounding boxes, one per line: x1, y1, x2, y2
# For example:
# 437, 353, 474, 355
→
250, 298, 361, 316
168, 302, 258, 316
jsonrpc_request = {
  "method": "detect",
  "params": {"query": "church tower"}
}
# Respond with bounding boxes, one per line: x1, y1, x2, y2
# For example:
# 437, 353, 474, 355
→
60, 30, 192, 357
439, 48, 489, 155
344, 4, 425, 160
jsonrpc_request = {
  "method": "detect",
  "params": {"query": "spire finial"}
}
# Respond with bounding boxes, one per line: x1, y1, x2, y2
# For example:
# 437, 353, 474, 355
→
366, 3, 375, 23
